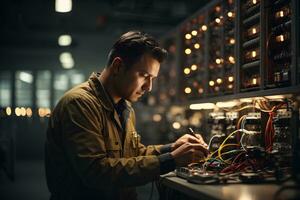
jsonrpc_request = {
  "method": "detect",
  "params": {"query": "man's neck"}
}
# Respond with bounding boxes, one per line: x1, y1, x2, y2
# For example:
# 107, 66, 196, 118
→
99, 69, 121, 104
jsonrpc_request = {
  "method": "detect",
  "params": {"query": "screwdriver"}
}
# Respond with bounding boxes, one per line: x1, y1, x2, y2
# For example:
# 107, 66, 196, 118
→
188, 127, 197, 137
188, 127, 209, 150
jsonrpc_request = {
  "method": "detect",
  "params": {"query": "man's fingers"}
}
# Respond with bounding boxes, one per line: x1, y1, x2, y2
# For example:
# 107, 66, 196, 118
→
195, 134, 204, 143
196, 135, 208, 148
187, 135, 200, 143
189, 134, 208, 148
189, 143, 209, 156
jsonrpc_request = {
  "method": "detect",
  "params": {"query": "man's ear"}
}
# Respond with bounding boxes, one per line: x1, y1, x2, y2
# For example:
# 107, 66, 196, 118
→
111, 57, 123, 75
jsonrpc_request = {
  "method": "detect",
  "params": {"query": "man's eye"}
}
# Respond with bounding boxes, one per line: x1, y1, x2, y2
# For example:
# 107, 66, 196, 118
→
141, 73, 148, 78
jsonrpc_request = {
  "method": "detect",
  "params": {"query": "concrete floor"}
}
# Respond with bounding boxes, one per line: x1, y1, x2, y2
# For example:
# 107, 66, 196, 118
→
0, 160, 48, 200
0, 160, 159, 200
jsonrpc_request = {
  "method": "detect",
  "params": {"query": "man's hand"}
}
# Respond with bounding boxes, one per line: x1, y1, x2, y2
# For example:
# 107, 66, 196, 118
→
170, 142, 208, 167
172, 133, 208, 151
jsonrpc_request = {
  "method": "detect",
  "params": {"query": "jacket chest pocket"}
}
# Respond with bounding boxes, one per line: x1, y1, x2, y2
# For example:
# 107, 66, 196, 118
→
125, 119, 141, 157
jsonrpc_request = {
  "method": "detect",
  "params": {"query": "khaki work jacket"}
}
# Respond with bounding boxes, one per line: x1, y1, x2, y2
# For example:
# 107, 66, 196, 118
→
45, 73, 163, 200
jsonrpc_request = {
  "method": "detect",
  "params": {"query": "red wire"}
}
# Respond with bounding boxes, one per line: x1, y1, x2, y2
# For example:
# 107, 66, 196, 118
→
264, 102, 285, 152
232, 151, 246, 164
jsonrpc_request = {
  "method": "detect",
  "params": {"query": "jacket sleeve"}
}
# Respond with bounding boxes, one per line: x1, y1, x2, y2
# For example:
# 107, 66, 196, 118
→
60, 97, 160, 190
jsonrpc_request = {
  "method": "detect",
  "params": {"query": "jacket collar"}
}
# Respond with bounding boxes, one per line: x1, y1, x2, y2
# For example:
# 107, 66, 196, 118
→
88, 72, 115, 112
88, 72, 133, 132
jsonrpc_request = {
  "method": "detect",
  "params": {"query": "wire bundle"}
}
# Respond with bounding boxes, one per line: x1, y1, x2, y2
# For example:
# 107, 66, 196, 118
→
198, 100, 289, 175
202, 129, 263, 174
264, 102, 285, 152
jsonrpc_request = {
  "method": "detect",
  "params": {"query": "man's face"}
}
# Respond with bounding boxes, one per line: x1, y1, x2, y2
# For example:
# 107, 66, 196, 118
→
115, 54, 160, 102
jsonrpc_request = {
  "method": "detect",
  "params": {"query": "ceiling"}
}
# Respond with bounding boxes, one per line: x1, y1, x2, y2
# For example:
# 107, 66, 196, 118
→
0, 0, 209, 71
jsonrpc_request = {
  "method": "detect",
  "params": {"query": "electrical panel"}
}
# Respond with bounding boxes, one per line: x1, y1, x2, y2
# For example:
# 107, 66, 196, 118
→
153, 0, 299, 186
223, 0, 236, 94
265, 0, 293, 88
272, 103, 293, 154
240, 0, 262, 90
179, 0, 237, 101
174, 97, 297, 184
180, 14, 207, 101
207, 0, 236, 96
173, 0, 299, 100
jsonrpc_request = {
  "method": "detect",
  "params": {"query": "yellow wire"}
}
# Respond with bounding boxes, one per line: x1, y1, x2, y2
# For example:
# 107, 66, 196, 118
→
237, 115, 247, 129
255, 101, 272, 112
219, 148, 241, 157
217, 144, 240, 163
206, 149, 219, 161
218, 130, 243, 163
205, 143, 239, 162
223, 105, 254, 112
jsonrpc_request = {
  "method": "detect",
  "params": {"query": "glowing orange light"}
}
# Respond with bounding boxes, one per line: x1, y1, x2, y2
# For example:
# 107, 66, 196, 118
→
276, 35, 285, 42
185, 48, 192, 55
228, 56, 235, 64
198, 88, 204, 94
251, 51, 257, 58
185, 87, 192, 94
227, 12, 234, 18
194, 43, 200, 49
215, 58, 222, 64
185, 33, 192, 40
191, 30, 198, 36
6, 107, 12, 116
252, 78, 257, 85
184, 68, 191, 75
191, 64, 197, 71
216, 78, 222, 84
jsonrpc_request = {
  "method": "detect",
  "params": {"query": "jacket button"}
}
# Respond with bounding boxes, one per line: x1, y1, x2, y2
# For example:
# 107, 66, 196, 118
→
115, 142, 119, 145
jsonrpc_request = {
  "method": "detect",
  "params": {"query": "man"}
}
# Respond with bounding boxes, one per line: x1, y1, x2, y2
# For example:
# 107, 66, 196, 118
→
45, 31, 208, 200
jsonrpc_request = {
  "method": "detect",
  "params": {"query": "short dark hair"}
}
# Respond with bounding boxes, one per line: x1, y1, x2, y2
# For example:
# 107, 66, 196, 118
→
107, 31, 168, 68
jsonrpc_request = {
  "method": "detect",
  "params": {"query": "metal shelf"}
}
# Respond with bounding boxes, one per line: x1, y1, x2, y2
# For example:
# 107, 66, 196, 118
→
184, 85, 300, 105
243, 13, 260, 26
242, 37, 260, 48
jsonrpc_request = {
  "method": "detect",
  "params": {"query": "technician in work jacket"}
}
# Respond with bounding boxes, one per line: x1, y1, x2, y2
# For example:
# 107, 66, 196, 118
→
45, 73, 176, 200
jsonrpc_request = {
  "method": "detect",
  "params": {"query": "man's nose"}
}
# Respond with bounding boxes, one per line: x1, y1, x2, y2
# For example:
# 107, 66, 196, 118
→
143, 78, 152, 92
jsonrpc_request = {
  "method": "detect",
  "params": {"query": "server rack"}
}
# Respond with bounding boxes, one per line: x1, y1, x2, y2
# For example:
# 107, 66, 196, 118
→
156, 0, 300, 185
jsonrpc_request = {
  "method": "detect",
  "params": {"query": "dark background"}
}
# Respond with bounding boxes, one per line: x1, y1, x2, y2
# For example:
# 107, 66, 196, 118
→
0, 1, 209, 200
